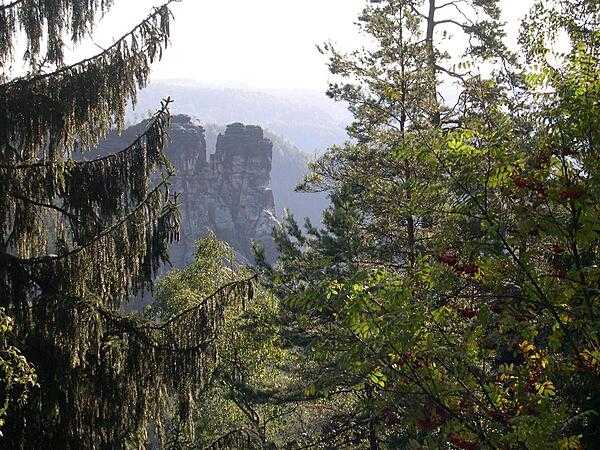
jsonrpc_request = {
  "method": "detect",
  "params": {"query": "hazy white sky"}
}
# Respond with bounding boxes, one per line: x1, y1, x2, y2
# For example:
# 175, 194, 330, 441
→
74, 0, 533, 92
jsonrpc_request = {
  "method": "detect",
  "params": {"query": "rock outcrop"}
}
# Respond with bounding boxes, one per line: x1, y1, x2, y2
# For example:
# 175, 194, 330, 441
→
96, 115, 278, 266
203, 124, 328, 229
206, 123, 277, 262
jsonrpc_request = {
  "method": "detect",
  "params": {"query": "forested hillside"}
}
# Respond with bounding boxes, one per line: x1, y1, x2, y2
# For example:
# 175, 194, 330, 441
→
1, 0, 599, 449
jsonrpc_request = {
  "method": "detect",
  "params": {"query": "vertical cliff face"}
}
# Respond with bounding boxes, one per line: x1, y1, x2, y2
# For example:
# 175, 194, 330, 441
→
206, 123, 277, 262
96, 115, 278, 266
166, 115, 211, 265
167, 117, 278, 265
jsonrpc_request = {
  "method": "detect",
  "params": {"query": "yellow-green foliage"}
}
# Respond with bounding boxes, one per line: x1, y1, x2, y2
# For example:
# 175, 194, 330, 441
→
0, 309, 36, 433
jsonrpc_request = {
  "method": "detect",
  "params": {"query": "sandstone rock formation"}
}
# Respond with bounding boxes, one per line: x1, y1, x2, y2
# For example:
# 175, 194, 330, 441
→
206, 122, 277, 263
203, 124, 328, 229
95, 115, 278, 266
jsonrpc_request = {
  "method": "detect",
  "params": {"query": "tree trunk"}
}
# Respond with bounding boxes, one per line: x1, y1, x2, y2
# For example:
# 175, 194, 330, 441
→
426, 0, 441, 126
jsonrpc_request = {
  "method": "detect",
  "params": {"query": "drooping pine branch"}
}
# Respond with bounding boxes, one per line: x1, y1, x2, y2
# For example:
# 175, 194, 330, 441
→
0, 1, 176, 158
1, 176, 179, 300
0, 271, 257, 448
0, 0, 117, 66
0, 101, 174, 259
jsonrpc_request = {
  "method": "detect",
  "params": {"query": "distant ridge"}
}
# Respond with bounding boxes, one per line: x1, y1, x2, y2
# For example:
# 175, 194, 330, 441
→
129, 81, 351, 154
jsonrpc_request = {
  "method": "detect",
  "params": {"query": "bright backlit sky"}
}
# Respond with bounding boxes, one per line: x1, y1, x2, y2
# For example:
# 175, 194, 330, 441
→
74, 0, 534, 91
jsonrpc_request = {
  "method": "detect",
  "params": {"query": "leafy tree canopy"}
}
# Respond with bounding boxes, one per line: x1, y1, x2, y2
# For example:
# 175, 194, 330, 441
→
259, 0, 600, 448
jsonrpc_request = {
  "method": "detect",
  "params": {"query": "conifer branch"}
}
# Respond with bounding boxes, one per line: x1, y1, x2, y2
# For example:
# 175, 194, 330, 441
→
0, 99, 172, 170
7, 190, 82, 223
0, 1, 177, 154
155, 275, 258, 331
4, 0, 179, 87
1, 176, 174, 265
78, 276, 256, 351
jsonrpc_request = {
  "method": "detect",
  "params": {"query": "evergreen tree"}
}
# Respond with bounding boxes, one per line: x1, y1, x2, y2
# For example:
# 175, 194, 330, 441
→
0, 1, 253, 448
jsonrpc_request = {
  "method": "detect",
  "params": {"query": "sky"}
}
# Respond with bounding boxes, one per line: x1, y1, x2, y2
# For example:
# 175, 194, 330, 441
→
71, 0, 534, 92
